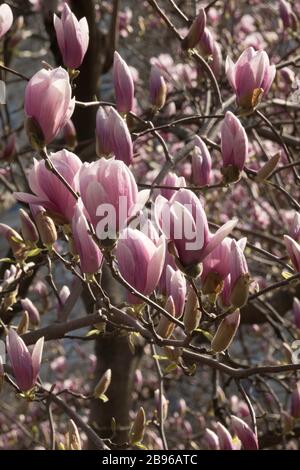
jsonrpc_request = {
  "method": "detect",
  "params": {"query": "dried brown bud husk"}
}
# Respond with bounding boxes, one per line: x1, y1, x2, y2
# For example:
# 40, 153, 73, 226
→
183, 286, 201, 333
156, 296, 175, 338
130, 407, 146, 445
67, 419, 82, 450
94, 369, 111, 399
35, 211, 57, 247
25, 117, 45, 151
255, 153, 280, 182
230, 273, 250, 308
211, 310, 240, 352
17, 311, 29, 335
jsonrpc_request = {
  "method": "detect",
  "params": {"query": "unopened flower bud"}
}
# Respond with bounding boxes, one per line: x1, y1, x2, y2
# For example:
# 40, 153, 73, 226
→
19, 208, 39, 244
177, 398, 187, 417
63, 119, 77, 150
203, 428, 220, 450
0, 223, 26, 260
183, 286, 201, 334
182, 8, 206, 50
17, 311, 29, 335
35, 210, 57, 247
211, 310, 240, 352
21, 298, 40, 326
292, 297, 300, 329
291, 382, 300, 419
0, 356, 4, 393
94, 369, 111, 399
130, 407, 146, 444
231, 415, 258, 450
67, 419, 82, 450
154, 389, 169, 421
255, 153, 280, 182
149, 66, 167, 110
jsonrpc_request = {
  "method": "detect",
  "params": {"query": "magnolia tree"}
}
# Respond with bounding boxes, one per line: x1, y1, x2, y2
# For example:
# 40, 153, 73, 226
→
0, 0, 300, 451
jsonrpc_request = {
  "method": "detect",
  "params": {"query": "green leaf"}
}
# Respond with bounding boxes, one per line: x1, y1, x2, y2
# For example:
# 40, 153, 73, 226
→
0, 258, 15, 263
282, 270, 294, 279
164, 362, 178, 374
195, 328, 213, 340
98, 393, 109, 403
152, 354, 168, 361
25, 247, 42, 258
85, 329, 100, 337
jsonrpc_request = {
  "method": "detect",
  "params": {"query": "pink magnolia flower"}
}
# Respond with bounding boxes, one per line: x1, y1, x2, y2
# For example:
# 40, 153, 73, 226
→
292, 297, 300, 329
15, 149, 82, 224
216, 422, 236, 450
72, 202, 103, 275
25, 67, 75, 146
149, 65, 167, 110
201, 237, 231, 294
19, 208, 39, 244
164, 265, 186, 317
289, 212, 300, 242
198, 28, 214, 57
113, 51, 134, 113
284, 235, 300, 271
226, 47, 276, 110
79, 157, 148, 236
182, 8, 206, 50
155, 188, 237, 275
221, 111, 248, 181
54, 3, 89, 69
203, 428, 220, 450
95, 106, 113, 157
192, 136, 212, 187
291, 382, 300, 418
63, 119, 77, 150
108, 107, 133, 165
116, 227, 165, 304
231, 415, 258, 450
155, 172, 186, 201
279, 0, 297, 30
0, 3, 13, 39
21, 298, 40, 326
6, 329, 44, 392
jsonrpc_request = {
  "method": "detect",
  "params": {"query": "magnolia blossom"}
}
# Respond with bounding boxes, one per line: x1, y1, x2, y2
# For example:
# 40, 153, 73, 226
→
25, 67, 75, 146
15, 150, 82, 224
0, 3, 13, 39
113, 51, 134, 113
54, 3, 89, 69
221, 111, 248, 181
116, 227, 166, 304
155, 188, 237, 275
72, 202, 103, 275
284, 235, 300, 271
79, 157, 149, 237
6, 329, 44, 393
226, 47, 276, 110
192, 136, 212, 187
